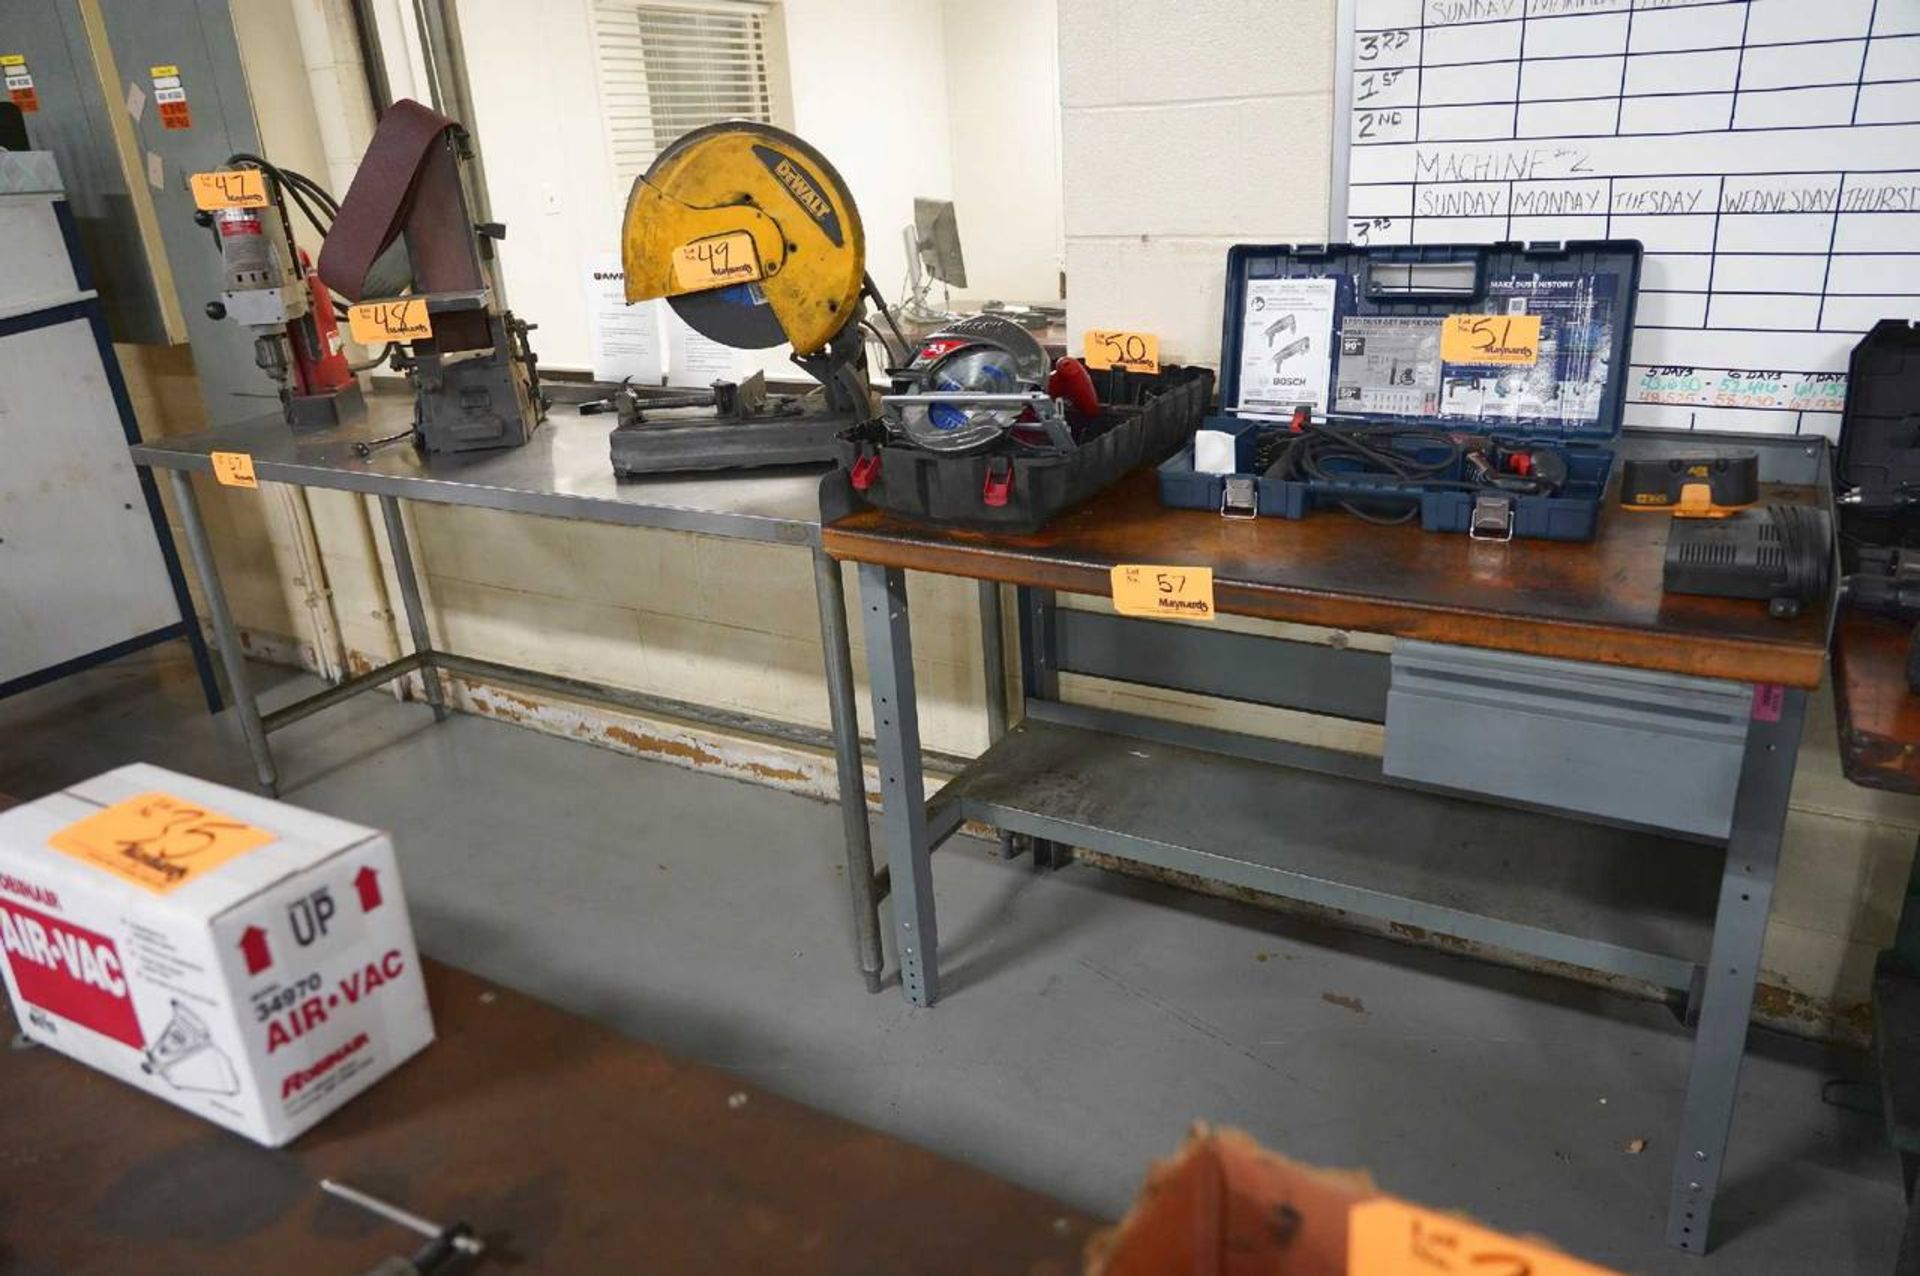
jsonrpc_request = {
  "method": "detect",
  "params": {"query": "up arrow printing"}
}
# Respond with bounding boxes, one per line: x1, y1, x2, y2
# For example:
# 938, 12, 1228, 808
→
239, 925, 272, 975
353, 865, 383, 913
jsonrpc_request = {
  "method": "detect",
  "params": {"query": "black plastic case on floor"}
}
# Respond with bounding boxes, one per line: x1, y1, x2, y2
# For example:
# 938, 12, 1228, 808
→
1159, 241, 1643, 541
836, 363, 1213, 533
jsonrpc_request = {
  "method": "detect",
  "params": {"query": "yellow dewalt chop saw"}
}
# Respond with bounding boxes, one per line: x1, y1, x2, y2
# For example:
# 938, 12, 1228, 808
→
603, 122, 899, 474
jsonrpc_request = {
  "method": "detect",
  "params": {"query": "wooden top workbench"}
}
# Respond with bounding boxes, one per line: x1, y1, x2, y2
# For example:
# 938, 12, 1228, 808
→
824, 468, 1833, 688
1834, 608, 1920, 793
0, 961, 1096, 1274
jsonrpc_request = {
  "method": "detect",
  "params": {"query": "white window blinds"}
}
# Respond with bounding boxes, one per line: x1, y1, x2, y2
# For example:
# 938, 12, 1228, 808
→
591, 1, 776, 189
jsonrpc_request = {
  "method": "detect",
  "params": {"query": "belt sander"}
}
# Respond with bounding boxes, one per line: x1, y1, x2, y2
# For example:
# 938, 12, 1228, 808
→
319, 99, 547, 455
605, 122, 883, 474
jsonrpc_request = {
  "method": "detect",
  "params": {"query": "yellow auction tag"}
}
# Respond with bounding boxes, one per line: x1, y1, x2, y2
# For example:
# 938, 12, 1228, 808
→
49, 791, 278, 895
670, 231, 763, 292
1085, 329, 1160, 373
1441, 312, 1542, 366
1350, 1199, 1622, 1276
189, 169, 268, 210
1111, 564, 1214, 622
0, 55, 25, 66
347, 298, 433, 344
149, 64, 179, 78
209, 451, 257, 489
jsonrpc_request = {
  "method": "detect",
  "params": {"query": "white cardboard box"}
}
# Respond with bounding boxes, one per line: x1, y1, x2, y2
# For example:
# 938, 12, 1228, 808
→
0, 765, 433, 1145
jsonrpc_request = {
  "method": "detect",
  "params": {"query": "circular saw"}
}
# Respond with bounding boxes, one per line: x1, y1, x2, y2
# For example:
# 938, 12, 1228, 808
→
620, 122, 867, 356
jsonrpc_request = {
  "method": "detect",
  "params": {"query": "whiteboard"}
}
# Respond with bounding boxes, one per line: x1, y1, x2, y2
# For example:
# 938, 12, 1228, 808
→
1333, 0, 1920, 437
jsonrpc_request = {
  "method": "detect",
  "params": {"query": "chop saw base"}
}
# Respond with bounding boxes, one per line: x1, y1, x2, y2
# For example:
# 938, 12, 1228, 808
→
609, 414, 859, 476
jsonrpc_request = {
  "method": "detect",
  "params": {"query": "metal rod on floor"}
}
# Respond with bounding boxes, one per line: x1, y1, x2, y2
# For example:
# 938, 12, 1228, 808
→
814, 549, 885, 993
261, 653, 426, 734
167, 469, 279, 795
378, 495, 447, 721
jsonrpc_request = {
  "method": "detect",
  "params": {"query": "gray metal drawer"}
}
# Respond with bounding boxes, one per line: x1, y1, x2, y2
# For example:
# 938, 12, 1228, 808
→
1384, 641, 1753, 839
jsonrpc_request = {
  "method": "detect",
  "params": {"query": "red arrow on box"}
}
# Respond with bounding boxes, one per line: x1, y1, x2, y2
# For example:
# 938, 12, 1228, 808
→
239, 925, 272, 975
353, 865, 383, 913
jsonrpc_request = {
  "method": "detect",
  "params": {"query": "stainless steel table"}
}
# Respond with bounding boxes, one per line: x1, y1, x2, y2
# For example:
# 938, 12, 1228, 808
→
130, 398, 884, 991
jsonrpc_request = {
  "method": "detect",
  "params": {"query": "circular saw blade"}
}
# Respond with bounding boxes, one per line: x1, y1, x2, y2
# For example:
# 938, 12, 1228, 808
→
671, 283, 787, 350
636, 121, 866, 353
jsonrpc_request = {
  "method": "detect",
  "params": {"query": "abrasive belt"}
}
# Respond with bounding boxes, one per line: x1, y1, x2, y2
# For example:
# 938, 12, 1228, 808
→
318, 98, 490, 351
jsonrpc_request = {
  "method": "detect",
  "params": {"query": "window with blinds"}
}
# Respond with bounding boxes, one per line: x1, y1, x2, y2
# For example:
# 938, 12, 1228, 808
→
592, 1, 776, 189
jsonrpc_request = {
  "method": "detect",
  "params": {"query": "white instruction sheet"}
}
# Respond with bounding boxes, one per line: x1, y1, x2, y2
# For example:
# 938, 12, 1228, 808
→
584, 253, 664, 385
1236, 277, 1338, 417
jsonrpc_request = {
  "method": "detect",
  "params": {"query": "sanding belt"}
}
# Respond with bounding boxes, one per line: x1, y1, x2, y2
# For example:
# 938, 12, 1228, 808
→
318, 98, 490, 352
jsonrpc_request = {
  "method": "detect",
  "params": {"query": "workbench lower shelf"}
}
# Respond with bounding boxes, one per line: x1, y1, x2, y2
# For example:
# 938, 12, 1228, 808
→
935, 718, 1720, 995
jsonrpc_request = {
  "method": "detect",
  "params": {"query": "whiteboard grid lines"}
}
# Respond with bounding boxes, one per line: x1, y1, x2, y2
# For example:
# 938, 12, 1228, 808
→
1344, 0, 1912, 436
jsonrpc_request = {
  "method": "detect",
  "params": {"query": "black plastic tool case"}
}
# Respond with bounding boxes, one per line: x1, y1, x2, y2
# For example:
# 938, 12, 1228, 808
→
1835, 320, 1920, 551
835, 362, 1213, 533
1160, 241, 1643, 540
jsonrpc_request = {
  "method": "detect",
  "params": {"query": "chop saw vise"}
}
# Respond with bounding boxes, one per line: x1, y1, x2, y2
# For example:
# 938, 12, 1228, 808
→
607, 122, 879, 474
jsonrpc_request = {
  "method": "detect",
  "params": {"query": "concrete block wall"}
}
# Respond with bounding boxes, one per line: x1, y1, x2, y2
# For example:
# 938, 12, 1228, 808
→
1060, 0, 1337, 357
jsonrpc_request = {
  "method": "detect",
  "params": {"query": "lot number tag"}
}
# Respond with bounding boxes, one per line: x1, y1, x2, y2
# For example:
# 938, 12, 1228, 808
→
1440, 313, 1541, 366
1085, 329, 1160, 373
670, 231, 763, 292
1349, 1199, 1622, 1276
1110, 564, 1214, 622
210, 451, 258, 489
49, 792, 277, 894
348, 298, 432, 344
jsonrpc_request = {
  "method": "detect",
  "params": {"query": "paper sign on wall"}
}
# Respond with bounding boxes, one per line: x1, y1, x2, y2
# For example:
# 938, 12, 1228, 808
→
1110, 565, 1215, 622
584, 253, 665, 385
664, 301, 755, 388
48, 791, 278, 895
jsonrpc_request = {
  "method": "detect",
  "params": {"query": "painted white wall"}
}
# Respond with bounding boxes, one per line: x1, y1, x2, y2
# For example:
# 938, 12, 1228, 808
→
937, 0, 1062, 305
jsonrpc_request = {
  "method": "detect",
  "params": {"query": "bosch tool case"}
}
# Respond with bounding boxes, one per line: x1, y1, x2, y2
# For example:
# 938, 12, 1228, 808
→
1159, 241, 1643, 541
836, 361, 1213, 533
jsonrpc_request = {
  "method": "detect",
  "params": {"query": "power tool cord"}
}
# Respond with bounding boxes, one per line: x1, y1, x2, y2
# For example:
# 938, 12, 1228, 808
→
1274, 420, 1470, 525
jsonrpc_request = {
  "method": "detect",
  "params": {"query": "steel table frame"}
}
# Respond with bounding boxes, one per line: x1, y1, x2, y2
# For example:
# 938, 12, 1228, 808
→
860, 567, 1803, 1253
840, 437, 1832, 1255
132, 404, 886, 992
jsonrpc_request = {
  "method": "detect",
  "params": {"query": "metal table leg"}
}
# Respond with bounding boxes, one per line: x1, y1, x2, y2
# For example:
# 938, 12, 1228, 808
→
814, 549, 885, 994
167, 469, 279, 795
858, 563, 940, 1007
377, 495, 447, 721
1016, 585, 1071, 871
978, 581, 1016, 860
1665, 685, 1807, 1253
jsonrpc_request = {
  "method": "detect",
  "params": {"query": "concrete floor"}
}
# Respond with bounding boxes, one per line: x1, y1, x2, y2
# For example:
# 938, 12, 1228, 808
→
2, 645, 1908, 1273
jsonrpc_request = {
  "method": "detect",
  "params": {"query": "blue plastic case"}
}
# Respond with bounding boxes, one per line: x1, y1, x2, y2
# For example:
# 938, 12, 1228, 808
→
1159, 241, 1643, 540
